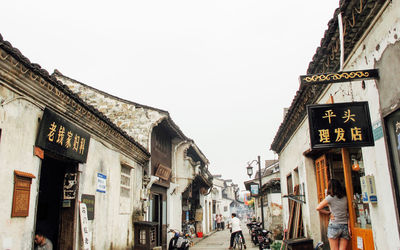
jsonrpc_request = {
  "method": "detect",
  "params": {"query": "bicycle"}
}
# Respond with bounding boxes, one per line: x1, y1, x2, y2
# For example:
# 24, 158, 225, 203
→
233, 232, 244, 250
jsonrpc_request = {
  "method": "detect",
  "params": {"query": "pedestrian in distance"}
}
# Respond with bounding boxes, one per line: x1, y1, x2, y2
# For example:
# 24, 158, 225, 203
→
216, 214, 222, 231
34, 232, 53, 250
316, 179, 351, 250
228, 213, 247, 249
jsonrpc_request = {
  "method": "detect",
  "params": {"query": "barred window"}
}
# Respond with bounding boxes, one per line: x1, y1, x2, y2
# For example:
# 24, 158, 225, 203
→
120, 165, 131, 198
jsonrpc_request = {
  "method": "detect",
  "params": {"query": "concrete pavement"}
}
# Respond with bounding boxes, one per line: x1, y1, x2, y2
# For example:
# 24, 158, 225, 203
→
191, 225, 259, 250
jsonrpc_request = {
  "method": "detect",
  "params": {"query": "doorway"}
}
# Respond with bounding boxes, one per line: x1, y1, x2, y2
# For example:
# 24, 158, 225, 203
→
149, 185, 167, 249
314, 149, 375, 250
35, 155, 78, 250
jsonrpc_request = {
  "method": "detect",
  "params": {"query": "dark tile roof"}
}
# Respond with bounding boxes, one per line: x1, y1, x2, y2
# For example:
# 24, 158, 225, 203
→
270, 0, 387, 153
0, 33, 150, 157
52, 69, 216, 164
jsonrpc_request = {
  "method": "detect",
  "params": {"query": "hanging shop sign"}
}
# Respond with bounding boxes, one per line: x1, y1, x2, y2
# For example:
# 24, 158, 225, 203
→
300, 69, 379, 85
155, 164, 172, 181
307, 102, 374, 149
36, 108, 90, 163
250, 184, 259, 196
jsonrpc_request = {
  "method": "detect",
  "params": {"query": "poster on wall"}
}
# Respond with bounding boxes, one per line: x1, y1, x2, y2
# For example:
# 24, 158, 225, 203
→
63, 173, 77, 199
96, 173, 107, 193
81, 194, 95, 220
307, 102, 374, 149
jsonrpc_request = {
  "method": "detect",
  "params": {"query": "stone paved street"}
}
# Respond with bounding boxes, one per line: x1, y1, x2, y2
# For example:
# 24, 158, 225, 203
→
192, 224, 258, 250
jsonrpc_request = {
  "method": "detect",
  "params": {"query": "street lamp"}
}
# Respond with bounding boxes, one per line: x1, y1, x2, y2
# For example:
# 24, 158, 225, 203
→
246, 165, 253, 178
246, 155, 265, 229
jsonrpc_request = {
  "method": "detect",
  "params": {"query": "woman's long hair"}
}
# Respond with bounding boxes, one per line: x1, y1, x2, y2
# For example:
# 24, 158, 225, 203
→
327, 179, 346, 198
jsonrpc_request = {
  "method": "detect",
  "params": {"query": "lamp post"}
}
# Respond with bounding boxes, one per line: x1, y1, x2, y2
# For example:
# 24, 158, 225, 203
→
246, 155, 264, 229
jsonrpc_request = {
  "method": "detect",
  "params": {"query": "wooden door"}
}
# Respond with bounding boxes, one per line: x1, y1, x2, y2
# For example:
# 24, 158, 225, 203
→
341, 149, 375, 250
315, 155, 330, 248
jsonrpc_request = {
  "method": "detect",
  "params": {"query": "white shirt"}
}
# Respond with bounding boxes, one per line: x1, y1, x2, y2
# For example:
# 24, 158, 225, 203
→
231, 217, 241, 233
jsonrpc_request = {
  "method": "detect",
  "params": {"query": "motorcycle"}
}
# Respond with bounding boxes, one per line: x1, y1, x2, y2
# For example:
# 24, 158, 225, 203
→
247, 222, 262, 245
257, 229, 273, 250
168, 229, 191, 250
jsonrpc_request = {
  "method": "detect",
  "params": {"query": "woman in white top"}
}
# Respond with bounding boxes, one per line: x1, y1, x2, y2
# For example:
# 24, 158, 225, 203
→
316, 179, 351, 250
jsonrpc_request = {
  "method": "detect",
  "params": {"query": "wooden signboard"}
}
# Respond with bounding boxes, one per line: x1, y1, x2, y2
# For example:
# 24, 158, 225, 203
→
36, 108, 90, 163
155, 164, 171, 181
11, 171, 36, 217
307, 102, 374, 149
81, 194, 95, 220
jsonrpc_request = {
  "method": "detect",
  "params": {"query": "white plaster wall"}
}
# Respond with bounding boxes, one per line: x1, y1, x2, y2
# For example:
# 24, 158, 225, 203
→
0, 92, 42, 250
279, 116, 323, 242
167, 183, 181, 243
270, 193, 282, 205
77, 138, 143, 249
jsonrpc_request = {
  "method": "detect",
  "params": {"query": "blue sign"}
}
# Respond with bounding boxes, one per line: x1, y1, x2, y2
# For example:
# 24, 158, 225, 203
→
372, 120, 383, 141
96, 173, 107, 193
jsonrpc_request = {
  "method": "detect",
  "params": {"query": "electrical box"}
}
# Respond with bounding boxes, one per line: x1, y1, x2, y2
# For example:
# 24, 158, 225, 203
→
360, 175, 377, 203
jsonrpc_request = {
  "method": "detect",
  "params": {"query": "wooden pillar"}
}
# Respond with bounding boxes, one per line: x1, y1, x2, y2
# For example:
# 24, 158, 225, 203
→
341, 148, 356, 249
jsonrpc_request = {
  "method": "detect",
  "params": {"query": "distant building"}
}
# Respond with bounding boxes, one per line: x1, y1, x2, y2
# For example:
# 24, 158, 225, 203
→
244, 160, 282, 238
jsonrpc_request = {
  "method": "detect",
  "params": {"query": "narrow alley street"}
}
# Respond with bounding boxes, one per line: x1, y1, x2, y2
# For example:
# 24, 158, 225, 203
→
192, 223, 258, 250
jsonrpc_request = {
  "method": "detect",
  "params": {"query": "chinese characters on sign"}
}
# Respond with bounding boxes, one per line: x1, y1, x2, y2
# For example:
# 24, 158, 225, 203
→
307, 102, 374, 149
96, 173, 107, 193
35, 108, 90, 163
155, 164, 172, 181
79, 203, 91, 250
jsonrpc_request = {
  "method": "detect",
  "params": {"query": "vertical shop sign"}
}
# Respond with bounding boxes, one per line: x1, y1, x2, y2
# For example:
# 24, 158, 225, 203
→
79, 203, 91, 250
36, 108, 90, 163
307, 102, 374, 149
96, 173, 107, 193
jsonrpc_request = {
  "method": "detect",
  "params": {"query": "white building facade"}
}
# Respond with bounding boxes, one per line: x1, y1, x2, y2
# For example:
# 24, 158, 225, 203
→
271, 1, 400, 249
0, 35, 150, 250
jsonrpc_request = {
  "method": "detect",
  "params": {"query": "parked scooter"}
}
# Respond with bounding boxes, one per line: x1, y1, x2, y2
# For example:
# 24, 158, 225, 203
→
168, 229, 191, 250
257, 229, 273, 250
246, 221, 262, 245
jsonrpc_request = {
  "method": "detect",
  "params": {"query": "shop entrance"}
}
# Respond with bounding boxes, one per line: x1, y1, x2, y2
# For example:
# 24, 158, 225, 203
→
149, 185, 167, 249
315, 148, 374, 250
35, 155, 78, 250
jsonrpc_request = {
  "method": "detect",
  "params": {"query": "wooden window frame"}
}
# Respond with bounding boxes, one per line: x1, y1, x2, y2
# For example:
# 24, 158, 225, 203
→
11, 170, 36, 217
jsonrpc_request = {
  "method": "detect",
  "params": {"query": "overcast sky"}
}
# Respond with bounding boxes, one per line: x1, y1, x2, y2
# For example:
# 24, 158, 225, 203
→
1, 0, 339, 189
